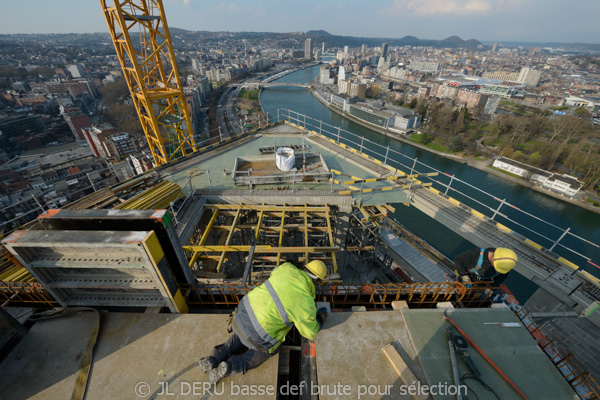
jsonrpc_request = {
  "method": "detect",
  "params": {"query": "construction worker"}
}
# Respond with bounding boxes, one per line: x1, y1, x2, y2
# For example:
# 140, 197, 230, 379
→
199, 260, 329, 384
454, 247, 518, 286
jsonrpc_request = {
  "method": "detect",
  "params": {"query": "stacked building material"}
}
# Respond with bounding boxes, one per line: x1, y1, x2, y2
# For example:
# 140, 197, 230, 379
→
115, 181, 183, 210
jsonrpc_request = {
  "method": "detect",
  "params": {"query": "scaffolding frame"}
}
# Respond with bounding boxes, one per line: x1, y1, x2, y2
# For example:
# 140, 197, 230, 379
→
99, 0, 195, 166
183, 204, 339, 278
341, 205, 395, 283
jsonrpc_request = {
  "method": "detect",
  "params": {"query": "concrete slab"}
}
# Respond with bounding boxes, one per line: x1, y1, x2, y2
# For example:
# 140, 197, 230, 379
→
401, 308, 578, 400
0, 312, 279, 400
315, 310, 427, 400
167, 133, 406, 205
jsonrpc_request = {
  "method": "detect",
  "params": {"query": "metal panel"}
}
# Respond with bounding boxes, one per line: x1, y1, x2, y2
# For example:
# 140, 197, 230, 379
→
2, 230, 186, 313
37, 208, 195, 285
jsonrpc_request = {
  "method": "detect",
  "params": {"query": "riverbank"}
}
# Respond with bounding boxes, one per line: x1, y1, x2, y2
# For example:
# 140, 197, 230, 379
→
310, 87, 600, 216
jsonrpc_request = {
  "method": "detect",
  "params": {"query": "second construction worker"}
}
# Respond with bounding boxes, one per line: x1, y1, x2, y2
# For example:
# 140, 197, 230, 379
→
199, 260, 329, 384
454, 247, 518, 286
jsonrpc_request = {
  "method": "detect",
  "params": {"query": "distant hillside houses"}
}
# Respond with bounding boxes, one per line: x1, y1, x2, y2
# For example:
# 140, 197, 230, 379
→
492, 157, 584, 198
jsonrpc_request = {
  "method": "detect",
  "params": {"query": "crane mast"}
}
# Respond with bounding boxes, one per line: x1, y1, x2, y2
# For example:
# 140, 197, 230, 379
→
99, 0, 196, 166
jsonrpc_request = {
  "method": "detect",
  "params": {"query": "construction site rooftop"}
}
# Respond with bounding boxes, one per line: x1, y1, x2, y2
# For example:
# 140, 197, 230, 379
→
163, 124, 410, 206
0, 306, 579, 400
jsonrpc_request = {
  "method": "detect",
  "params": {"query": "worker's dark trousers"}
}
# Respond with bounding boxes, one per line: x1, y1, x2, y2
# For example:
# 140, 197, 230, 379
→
210, 333, 273, 375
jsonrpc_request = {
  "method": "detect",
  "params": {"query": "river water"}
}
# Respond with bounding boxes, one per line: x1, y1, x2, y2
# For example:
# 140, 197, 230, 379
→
260, 64, 600, 302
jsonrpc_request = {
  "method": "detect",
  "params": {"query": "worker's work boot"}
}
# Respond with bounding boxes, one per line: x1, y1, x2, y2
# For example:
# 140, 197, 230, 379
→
208, 361, 231, 384
199, 356, 217, 373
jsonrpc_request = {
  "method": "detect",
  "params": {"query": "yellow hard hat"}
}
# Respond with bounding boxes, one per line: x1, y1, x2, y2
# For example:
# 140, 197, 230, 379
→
306, 260, 327, 281
494, 248, 518, 274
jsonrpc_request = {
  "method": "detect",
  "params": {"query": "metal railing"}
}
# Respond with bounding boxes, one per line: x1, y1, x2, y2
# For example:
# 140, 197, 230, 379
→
269, 108, 599, 275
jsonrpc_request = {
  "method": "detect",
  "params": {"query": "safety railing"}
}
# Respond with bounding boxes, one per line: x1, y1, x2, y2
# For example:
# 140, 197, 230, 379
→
268, 108, 599, 275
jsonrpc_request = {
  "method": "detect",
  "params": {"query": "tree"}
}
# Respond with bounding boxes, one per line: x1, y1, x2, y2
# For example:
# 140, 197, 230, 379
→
370, 85, 381, 98
548, 138, 569, 168
508, 116, 527, 144
491, 113, 513, 138
575, 107, 591, 119
522, 114, 546, 142
501, 145, 514, 158
419, 131, 435, 145
582, 157, 600, 189
512, 150, 527, 162
560, 140, 585, 174
416, 99, 428, 116
528, 151, 542, 167
548, 115, 588, 144
448, 135, 463, 152
100, 78, 130, 106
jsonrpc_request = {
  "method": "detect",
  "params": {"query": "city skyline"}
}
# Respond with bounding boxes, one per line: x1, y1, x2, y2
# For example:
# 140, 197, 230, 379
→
2, 0, 600, 44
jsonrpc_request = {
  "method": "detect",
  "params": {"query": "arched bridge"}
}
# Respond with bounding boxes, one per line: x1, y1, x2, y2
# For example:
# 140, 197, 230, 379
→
247, 82, 311, 89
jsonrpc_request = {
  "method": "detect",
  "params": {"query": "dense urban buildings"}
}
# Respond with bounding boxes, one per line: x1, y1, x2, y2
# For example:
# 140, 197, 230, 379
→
0, 30, 599, 230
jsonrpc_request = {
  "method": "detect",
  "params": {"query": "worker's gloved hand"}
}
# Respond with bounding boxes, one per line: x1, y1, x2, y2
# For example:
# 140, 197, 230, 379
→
316, 307, 328, 328
460, 275, 473, 288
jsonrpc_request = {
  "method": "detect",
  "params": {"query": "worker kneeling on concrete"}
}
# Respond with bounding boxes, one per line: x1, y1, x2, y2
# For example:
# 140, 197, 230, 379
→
199, 260, 329, 384
454, 247, 518, 286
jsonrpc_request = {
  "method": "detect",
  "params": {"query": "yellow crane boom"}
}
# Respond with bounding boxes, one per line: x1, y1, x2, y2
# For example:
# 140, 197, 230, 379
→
99, 0, 196, 166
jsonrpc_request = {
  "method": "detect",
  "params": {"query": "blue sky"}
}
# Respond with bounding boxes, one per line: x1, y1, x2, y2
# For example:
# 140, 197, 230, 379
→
2, 0, 599, 43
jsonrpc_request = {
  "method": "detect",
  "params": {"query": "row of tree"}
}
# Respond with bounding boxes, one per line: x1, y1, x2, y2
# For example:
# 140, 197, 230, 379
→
421, 101, 600, 189
98, 78, 142, 136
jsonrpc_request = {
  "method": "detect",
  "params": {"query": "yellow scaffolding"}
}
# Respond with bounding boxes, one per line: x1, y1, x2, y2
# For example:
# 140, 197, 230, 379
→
99, 0, 196, 166
185, 204, 339, 277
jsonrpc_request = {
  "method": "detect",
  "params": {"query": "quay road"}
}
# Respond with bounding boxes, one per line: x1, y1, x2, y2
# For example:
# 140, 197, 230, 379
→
216, 85, 243, 139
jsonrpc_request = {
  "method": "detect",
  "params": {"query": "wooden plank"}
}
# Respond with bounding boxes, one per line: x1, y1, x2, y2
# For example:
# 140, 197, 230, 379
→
182, 245, 339, 253
382, 344, 429, 400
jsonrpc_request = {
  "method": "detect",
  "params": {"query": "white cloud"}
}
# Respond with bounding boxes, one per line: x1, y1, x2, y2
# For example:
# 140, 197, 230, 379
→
215, 2, 250, 13
382, 0, 517, 16
183, 0, 191, 6
228, 3, 251, 13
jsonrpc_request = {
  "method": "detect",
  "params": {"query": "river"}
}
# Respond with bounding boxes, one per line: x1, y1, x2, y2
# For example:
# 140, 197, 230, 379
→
260, 64, 600, 302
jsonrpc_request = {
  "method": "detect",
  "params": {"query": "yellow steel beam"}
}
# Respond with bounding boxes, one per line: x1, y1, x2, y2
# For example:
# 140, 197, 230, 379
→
183, 246, 339, 253
346, 246, 376, 251
255, 206, 264, 241
359, 206, 372, 221
217, 207, 242, 273
199, 210, 220, 246
205, 204, 329, 212
338, 183, 432, 195
304, 204, 309, 263
188, 209, 219, 268
325, 207, 338, 273
277, 208, 286, 265
195, 255, 335, 263
213, 224, 329, 232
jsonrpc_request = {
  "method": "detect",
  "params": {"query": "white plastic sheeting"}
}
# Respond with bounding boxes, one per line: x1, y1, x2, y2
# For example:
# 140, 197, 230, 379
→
275, 147, 295, 171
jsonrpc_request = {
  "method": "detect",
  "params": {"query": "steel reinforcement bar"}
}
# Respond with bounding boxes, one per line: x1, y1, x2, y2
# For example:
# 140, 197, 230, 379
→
179, 282, 493, 309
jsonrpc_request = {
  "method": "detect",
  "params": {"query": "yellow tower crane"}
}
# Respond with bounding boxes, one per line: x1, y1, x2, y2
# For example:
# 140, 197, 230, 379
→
99, 0, 196, 166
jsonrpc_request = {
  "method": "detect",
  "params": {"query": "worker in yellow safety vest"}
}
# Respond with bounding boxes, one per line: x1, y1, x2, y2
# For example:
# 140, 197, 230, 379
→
199, 260, 329, 384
